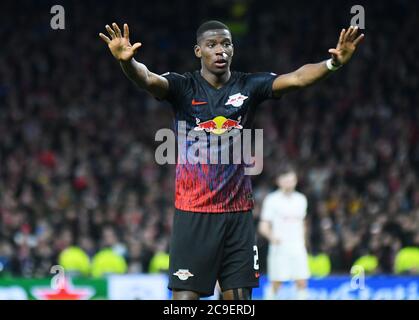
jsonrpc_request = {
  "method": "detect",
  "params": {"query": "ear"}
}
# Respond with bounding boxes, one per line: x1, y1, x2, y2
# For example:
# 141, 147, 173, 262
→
194, 44, 202, 58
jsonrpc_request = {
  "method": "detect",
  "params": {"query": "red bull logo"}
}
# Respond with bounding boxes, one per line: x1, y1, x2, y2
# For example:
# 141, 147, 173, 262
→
194, 116, 243, 135
155, 120, 264, 175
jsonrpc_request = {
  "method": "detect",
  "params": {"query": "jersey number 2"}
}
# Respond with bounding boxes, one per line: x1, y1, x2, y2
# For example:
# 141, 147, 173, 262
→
253, 245, 259, 270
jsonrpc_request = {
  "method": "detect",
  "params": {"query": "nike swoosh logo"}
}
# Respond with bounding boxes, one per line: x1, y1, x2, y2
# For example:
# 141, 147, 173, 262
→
191, 99, 208, 105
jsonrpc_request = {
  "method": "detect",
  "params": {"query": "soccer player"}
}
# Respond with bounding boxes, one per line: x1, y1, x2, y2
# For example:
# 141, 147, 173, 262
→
259, 165, 310, 300
99, 20, 363, 300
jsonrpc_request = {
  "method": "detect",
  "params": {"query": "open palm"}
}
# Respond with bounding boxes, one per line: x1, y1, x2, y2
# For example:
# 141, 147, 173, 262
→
99, 23, 142, 62
329, 26, 364, 66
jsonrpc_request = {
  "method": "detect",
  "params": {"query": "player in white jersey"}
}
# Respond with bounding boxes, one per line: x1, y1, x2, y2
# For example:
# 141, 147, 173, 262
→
258, 165, 310, 299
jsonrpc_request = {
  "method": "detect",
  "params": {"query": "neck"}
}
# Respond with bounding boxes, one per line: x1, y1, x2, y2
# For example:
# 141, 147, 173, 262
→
200, 68, 231, 89
281, 189, 294, 195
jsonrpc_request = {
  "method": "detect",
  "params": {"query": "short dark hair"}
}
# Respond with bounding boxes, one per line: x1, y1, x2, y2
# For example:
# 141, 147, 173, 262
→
277, 163, 297, 177
196, 20, 230, 43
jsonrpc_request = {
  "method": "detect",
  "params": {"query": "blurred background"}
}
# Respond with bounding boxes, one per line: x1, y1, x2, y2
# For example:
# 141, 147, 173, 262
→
0, 0, 418, 299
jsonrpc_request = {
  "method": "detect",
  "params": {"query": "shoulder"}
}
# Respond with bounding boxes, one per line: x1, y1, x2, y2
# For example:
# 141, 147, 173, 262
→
264, 190, 281, 203
160, 71, 195, 96
238, 72, 279, 99
294, 191, 308, 203
161, 71, 193, 80
243, 72, 278, 82
230, 71, 277, 83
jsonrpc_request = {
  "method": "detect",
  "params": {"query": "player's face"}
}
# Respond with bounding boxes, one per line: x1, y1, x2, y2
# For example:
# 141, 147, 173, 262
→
195, 29, 234, 75
278, 172, 298, 192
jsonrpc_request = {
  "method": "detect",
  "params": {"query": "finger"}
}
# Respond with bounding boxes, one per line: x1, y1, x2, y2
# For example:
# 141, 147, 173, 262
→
348, 26, 359, 41
328, 48, 339, 55
105, 24, 116, 39
99, 33, 111, 44
353, 33, 365, 46
338, 28, 345, 45
112, 22, 122, 38
124, 23, 129, 40
132, 42, 142, 53
343, 26, 353, 42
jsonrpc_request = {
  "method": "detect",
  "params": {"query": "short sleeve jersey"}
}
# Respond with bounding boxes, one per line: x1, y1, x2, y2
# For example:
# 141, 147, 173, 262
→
162, 70, 278, 213
261, 190, 308, 249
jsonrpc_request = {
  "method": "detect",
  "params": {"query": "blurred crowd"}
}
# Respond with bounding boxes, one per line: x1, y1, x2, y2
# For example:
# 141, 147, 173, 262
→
0, 0, 418, 277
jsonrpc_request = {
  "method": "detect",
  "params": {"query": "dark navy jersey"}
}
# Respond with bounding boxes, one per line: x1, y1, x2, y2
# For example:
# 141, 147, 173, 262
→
162, 70, 278, 213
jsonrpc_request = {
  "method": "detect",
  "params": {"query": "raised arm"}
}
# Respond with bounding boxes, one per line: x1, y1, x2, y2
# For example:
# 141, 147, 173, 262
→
272, 26, 364, 97
99, 23, 169, 100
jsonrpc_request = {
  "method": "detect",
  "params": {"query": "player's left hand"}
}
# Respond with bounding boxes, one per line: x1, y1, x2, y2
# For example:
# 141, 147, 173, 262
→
328, 26, 364, 67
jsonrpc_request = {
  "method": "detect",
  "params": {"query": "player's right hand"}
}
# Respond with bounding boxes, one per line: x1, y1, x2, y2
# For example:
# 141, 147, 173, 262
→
99, 23, 142, 62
